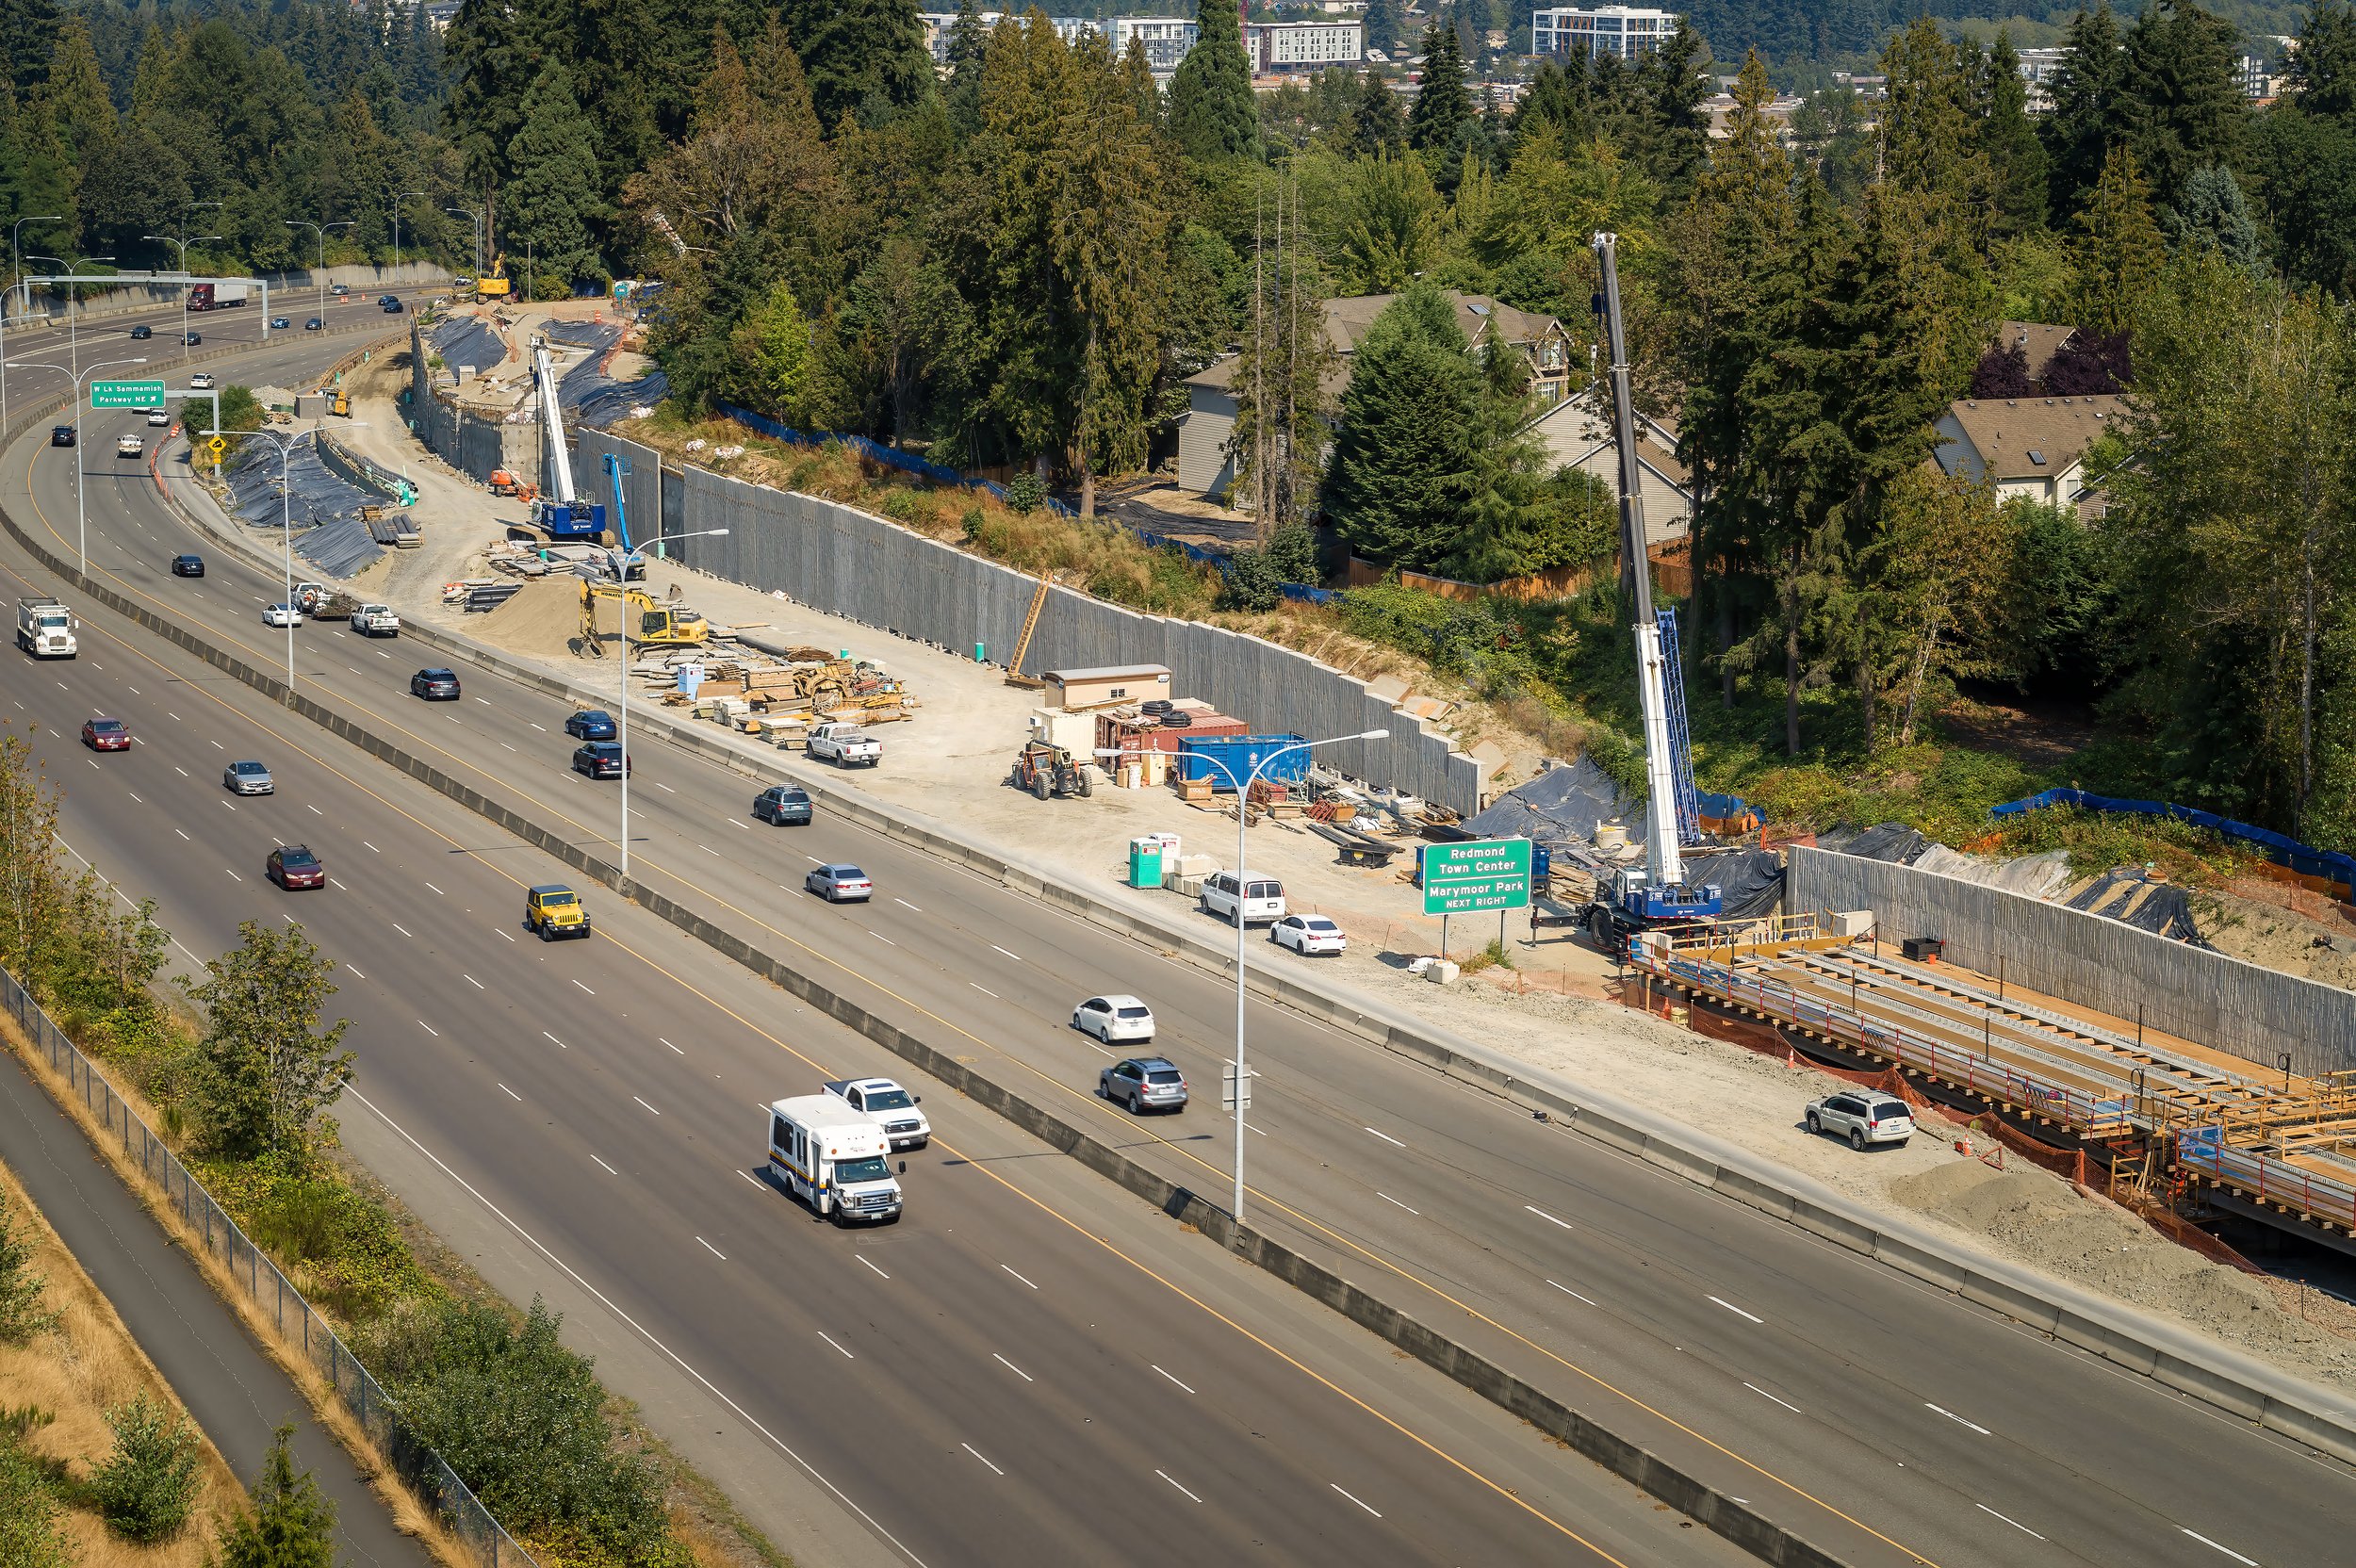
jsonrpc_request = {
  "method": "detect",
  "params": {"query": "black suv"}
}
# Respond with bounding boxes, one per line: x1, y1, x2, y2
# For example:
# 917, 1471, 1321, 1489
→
129, 323, 153, 339
49, 425, 74, 448
171, 554, 204, 577
571, 741, 630, 778
753, 786, 813, 825
410, 668, 461, 700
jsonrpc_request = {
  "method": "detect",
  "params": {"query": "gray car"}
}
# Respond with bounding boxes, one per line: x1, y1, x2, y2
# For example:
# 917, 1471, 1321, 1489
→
804, 863, 873, 902
223, 760, 273, 795
1101, 1056, 1187, 1115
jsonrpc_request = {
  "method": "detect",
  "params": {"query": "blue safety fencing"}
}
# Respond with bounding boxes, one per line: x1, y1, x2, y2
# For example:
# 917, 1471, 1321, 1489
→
1991, 787, 2356, 895
712, 401, 1337, 606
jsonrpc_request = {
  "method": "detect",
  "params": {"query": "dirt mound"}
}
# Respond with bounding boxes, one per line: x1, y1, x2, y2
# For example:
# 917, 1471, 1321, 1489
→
468, 576, 614, 658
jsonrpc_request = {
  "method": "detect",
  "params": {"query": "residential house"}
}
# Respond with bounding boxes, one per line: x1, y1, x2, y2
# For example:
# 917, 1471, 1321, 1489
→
1175, 293, 1573, 499
1519, 383, 1693, 543
1987, 319, 2084, 388
1933, 394, 2126, 514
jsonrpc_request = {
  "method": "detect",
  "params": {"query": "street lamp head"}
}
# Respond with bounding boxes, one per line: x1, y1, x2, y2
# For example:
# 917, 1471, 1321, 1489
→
1354, 729, 1393, 742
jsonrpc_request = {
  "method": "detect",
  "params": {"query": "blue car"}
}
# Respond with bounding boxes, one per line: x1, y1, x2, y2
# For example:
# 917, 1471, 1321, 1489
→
564, 709, 617, 740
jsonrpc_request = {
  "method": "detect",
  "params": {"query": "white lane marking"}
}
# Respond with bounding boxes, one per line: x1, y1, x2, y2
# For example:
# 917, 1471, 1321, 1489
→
347, 965, 365, 980
224, 868, 242, 881
697, 1236, 727, 1260
173, 765, 187, 776
86, 758, 97, 769
1710, 1296, 1764, 1325
1526, 1204, 1574, 1231
475, 696, 491, 705
466, 975, 484, 989
857, 1255, 890, 1281
1331, 1484, 1382, 1518
496, 928, 514, 941
661, 1037, 684, 1055
391, 923, 412, 938
961, 1445, 1003, 1477
1153, 1364, 1194, 1394
173, 828, 189, 841
1001, 1264, 1039, 1290
698, 843, 719, 857
2181, 1529, 2258, 1565
1925, 1403, 1991, 1436
307, 804, 321, 815
1363, 1125, 1406, 1148
364, 841, 380, 853
330, 879, 348, 890
499, 1084, 521, 1102
655, 781, 675, 792
819, 1332, 855, 1359
128, 792, 142, 803
633, 1096, 660, 1115
209, 740, 222, 749
376, 650, 391, 659
424, 881, 444, 895
990, 944, 1023, 962
1548, 1281, 1597, 1305
1377, 1192, 1418, 1215
804, 855, 826, 865
870, 931, 896, 946
168, 712, 179, 721
573, 978, 594, 993
970, 983, 997, 998
418, 1021, 438, 1037
894, 898, 922, 912
501, 743, 516, 753
1976, 1505, 2045, 1541
529, 722, 545, 731
992, 1353, 1033, 1382
727, 820, 747, 831
591, 1153, 619, 1175
221, 800, 237, 811
543, 1032, 565, 1050
1744, 1382, 1804, 1414
1156, 1470, 1203, 1503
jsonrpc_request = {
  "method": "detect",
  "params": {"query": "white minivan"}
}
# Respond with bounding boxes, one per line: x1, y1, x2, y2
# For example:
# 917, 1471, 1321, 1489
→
1200, 872, 1286, 926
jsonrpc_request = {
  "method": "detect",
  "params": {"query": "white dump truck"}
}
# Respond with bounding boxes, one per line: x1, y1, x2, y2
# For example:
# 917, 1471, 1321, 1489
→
764, 1096, 904, 1224
16, 597, 76, 659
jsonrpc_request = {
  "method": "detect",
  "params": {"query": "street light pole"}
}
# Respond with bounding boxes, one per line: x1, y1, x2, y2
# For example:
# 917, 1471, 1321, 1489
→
143, 232, 221, 361
390, 191, 425, 273
10, 355, 151, 572
1099, 728, 1389, 1222
285, 220, 354, 332
602, 519, 728, 880
3, 215, 61, 433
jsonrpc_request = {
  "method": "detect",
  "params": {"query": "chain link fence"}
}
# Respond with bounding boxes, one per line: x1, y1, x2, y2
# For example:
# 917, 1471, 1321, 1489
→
0, 960, 537, 1568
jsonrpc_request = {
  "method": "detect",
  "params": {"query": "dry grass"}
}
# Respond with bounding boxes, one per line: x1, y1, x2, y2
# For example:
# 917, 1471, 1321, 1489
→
0, 1151, 244, 1568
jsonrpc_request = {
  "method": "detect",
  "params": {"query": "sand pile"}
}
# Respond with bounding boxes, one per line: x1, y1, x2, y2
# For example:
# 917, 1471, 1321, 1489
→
467, 576, 619, 658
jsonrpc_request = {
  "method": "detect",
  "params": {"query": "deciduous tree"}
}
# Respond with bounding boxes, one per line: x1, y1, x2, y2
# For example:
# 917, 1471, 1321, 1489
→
181, 920, 352, 1166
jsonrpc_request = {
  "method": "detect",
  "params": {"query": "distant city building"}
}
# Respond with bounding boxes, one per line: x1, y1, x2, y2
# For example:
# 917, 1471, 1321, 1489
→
1246, 19, 1364, 72
1529, 6, 1672, 60
918, 12, 1199, 78
2016, 45, 2069, 113
2236, 54, 2279, 98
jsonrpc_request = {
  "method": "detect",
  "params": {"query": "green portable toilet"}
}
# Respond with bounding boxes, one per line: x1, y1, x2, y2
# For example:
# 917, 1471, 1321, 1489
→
1128, 836, 1165, 890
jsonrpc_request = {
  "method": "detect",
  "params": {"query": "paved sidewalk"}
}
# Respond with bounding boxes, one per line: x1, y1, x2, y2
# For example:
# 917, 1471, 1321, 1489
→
0, 1048, 434, 1568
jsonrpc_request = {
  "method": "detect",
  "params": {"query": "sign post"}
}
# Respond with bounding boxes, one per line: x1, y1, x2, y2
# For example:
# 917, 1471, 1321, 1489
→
90, 379, 166, 410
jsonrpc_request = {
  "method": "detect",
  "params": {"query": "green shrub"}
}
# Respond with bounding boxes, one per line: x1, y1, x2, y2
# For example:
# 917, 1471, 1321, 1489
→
0, 1192, 54, 1345
215, 1425, 335, 1568
89, 1392, 200, 1543
960, 505, 986, 542
1005, 471, 1047, 514
0, 1431, 71, 1568
1216, 547, 1284, 612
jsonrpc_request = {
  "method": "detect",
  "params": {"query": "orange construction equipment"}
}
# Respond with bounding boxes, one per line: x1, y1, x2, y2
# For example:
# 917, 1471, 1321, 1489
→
488, 468, 520, 497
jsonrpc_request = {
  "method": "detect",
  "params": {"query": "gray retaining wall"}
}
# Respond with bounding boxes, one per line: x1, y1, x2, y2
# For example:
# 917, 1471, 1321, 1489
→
409, 321, 538, 488
1788, 844, 2356, 1077
578, 428, 1481, 810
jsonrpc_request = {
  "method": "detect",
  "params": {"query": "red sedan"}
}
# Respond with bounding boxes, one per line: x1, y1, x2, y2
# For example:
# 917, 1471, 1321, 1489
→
266, 845, 326, 890
81, 717, 130, 751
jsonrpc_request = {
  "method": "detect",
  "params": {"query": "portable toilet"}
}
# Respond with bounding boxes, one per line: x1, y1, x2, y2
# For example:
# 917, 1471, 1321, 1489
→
1128, 836, 1165, 890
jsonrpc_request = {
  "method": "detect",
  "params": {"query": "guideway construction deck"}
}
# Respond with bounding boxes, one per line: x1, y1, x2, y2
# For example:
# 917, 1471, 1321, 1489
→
1632, 920, 2356, 1243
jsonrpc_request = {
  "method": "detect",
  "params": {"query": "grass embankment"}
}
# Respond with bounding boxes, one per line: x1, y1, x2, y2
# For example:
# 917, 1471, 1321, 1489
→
633, 410, 2248, 882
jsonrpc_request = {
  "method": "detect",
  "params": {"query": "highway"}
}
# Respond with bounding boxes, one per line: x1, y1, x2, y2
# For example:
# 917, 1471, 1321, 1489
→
0, 334, 1744, 1567
4, 324, 2345, 1568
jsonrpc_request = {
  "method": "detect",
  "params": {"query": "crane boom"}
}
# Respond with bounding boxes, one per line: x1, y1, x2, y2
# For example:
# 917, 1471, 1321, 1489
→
525, 335, 606, 541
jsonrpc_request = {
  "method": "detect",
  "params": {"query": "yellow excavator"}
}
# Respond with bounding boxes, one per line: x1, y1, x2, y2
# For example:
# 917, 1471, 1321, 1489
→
580, 580, 708, 655
477, 255, 513, 302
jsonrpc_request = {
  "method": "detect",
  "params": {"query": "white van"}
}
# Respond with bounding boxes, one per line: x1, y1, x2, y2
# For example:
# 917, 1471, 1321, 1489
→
764, 1096, 904, 1224
1200, 872, 1286, 926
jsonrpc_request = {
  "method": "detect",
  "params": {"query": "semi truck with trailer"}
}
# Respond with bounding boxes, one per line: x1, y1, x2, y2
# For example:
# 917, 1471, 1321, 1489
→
187, 282, 252, 311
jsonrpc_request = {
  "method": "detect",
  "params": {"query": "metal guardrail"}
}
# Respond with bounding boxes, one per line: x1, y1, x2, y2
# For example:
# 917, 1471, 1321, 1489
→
0, 760, 530, 1560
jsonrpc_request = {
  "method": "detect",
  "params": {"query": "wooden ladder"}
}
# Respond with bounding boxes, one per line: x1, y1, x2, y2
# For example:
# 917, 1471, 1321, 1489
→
1004, 574, 1051, 689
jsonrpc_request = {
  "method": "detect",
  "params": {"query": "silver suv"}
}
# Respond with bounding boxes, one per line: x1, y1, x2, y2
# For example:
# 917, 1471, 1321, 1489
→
1805, 1091, 1914, 1151
1101, 1056, 1187, 1114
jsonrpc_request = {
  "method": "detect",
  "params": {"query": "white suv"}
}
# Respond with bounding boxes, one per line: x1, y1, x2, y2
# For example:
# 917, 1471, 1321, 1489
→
1200, 872, 1285, 926
1805, 1091, 1915, 1151
1072, 994, 1154, 1044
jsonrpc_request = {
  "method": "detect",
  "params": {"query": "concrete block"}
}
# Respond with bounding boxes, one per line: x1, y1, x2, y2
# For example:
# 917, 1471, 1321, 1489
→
1168, 873, 1204, 897
1425, 959, 1461, 984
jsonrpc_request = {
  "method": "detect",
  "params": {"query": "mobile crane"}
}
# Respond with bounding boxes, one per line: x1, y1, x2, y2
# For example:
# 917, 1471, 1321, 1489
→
526, 335, 608, 542
1580, 231, 1722, 956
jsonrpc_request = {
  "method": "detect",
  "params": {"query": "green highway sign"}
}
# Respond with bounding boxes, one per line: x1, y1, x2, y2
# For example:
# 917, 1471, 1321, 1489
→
1421, 837, 1533, 916
91, 380, 166, 410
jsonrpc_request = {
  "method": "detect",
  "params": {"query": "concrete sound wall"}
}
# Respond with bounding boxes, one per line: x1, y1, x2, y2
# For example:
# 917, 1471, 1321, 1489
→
578, 428, 1481, 810
1787, 845, 2356, 1077
408, 322, 538, 488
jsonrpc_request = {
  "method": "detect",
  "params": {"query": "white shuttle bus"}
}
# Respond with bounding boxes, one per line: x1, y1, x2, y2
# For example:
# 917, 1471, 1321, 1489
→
764, 1095, 904, 1224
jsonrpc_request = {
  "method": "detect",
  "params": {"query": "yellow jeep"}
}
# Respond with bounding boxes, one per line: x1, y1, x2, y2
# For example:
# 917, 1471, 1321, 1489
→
525, 884, 591, 939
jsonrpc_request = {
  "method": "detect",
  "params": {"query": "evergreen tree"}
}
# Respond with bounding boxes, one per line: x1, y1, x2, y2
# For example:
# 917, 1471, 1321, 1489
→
1621, 16, 1711, 198
2070, 142, 2166, 337
1169, 0, 1256, 163
1980, 30, 2050, 238
1407, 20, 1475, 191
2250, 86, 2356, 291
728, 280, 817, 423
1878, 18, 1975, 203
1320, 283, 1484, 569
1513, 57, 1594, 147
215, 1426, 336, 1568
43, 17, 114, 160
1348, 67, 1404, 156
441, 0, 537, 239
2043, 0, 2132, 221
1365, 0, 1401, 57
504, 59, 607, 296
1229, 178, 1335, 536
2290, 0, 2356, 120
782, 0, 934, 127
2167, 164, 2264, 271
0, 0, 59, 94
2120, 0, 2246, 213
181, 921, 353, 1166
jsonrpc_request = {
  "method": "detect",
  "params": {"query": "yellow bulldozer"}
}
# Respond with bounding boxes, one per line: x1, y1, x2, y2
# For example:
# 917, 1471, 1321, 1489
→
580, 580, 709, 655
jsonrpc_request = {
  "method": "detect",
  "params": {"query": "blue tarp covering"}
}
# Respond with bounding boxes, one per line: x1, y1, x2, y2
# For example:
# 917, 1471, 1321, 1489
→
1991, 788, 2356, 893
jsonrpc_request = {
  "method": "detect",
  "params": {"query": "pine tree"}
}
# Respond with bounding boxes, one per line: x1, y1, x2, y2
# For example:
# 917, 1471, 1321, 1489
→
441, 0, 537, 241
1407, 21, 1473, 181
1169, 0, 1256, 163
1622, 16, 1710, 198
0, 0, 59, 94
2120, 0, 2246, 213
1513, 56, 1594, 147
728, 281, 817, 423
214, 1426, 336, 1568
1349, 67, 1404, 156
1365, 0, 1400, 57
2070, 142, 2166, 337
1980, 30, 2050, 238
1320, 283, 1485, 569
2043, 0, 2131, 221
1230, 175, 1335, 536
41, 16, 113, 159
1878, 18, 1974, 202
781, 0, 934, 127
504, 59, 606, 297
2290, 0, 2356, 120
2167, 164, 2264, 271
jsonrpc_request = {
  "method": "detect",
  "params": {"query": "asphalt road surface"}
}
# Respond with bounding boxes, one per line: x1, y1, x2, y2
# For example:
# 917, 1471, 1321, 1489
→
0, 326, 2342, 1568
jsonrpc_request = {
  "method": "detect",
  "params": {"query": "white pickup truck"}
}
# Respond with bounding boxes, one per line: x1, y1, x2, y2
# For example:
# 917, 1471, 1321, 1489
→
823, 1077, 930, 1151
807, 722, 880, 768
349, 603, 400, 637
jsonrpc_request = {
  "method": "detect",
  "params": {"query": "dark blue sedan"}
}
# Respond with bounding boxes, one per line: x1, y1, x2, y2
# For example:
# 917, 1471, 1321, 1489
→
564, 709, 617, 740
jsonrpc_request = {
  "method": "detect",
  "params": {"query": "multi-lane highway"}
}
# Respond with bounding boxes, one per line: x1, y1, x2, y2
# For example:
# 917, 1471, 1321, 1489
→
2, 324, 2344, 1568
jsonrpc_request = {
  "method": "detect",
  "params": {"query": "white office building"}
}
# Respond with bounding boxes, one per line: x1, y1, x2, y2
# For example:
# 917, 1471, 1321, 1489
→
1530, 6, 1672, 60
921, 11, 1201, 77
1246, 19, 1364, 72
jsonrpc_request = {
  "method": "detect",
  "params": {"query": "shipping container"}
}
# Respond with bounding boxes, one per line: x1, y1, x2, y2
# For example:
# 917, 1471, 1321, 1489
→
1175, 734, 1311, 791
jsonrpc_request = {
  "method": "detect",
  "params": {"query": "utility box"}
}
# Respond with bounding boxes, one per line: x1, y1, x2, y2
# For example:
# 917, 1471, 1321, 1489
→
1831, 910, 1874, 939
1128, 836, 1165, 890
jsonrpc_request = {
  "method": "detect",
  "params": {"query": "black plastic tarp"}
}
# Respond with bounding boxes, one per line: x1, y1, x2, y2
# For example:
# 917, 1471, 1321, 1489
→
222, 441, 384, 578
1463, 759, 1644, 848
1822, 822, 1934, 865
2065, 867, 2214, 948
430, 316, 505, 377
1693, 848, 1785, 919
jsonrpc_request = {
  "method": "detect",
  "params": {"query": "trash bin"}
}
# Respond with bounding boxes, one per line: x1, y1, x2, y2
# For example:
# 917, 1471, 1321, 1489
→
1129, 836, 1165, 890
1901, 936, 1944, 962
